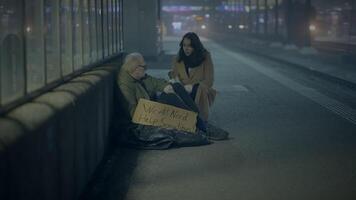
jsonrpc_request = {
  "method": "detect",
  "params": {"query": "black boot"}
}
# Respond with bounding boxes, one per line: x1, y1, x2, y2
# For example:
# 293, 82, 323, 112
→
204, 123, 229, 141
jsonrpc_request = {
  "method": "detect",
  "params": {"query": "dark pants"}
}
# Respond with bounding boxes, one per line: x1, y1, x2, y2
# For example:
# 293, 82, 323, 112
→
157, 83, 206, 132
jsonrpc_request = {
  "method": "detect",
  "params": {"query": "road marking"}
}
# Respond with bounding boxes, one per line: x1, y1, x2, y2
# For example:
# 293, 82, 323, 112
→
214, 43, 356, 125
233, 85, 249, 92
216, 85, 249, 92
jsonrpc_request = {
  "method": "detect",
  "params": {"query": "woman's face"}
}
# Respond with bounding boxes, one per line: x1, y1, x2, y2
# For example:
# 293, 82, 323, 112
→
182, 38, 194, 56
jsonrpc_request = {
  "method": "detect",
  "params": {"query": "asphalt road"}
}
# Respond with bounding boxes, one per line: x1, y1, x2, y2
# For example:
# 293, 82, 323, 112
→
84, 36, 356, 200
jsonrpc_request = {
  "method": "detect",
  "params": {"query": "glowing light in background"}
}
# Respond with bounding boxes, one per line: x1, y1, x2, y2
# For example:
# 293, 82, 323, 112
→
216, 3, 245, 12
195, 15, 204, 21
162, 6, 203, 12
201, 24, 206, 30
309, 24, 316, 32
26, 26, 32, 33
172, 22, 182, 30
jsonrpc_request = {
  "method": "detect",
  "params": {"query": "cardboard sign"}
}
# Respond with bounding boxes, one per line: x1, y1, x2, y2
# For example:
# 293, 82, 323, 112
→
132, 98, 197, 133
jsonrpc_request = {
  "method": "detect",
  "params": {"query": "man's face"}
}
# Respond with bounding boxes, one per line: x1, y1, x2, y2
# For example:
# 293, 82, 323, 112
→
132, 57, 147, 79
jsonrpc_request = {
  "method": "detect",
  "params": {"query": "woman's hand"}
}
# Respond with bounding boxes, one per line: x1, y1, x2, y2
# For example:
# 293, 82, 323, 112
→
163, 84, 174, 94
184, 84, 193, 93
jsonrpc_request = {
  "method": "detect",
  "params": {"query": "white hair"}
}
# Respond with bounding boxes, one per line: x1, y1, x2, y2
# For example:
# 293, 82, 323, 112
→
122, 52, 144, 73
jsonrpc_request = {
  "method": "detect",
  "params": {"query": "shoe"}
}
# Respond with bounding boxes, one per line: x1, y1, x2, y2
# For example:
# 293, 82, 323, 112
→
203, 123, 229, 141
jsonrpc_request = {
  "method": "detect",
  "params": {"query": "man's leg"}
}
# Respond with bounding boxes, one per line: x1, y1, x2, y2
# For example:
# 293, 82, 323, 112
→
157, 90, 206, 132
157, 92, 191, 110
171, 83, 199, 113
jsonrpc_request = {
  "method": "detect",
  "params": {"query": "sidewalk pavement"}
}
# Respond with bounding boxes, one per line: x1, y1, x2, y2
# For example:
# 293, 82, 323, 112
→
211, 34, 356, 88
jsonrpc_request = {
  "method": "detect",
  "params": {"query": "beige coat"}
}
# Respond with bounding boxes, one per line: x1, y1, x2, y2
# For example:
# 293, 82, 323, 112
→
170, 52, 216, 121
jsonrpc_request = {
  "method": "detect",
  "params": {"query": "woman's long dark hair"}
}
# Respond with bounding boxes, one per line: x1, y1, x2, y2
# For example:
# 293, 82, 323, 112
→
177, 32, 207, 68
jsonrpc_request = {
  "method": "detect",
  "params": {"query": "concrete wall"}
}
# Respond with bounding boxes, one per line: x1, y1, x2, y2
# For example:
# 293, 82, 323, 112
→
123, 0, 160, 59
0, 63, 119, 200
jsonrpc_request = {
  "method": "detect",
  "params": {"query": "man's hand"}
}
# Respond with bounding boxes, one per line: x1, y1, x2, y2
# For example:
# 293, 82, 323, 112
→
163, 84, 174, 94
184, 84, 193, 93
